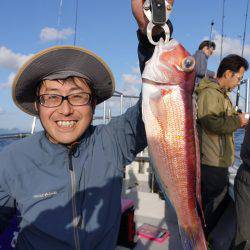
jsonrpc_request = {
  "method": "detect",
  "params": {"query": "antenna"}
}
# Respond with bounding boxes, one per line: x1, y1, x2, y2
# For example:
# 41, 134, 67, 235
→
236, 0, 249, 111
73, 0, 79, 46
220, 0, 226, 61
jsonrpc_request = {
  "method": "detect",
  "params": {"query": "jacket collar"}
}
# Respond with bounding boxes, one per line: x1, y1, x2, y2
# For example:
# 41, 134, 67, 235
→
39, 128, 91, 155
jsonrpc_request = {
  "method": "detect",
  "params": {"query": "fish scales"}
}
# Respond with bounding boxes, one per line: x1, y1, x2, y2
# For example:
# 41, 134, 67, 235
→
142, 39, 207, 250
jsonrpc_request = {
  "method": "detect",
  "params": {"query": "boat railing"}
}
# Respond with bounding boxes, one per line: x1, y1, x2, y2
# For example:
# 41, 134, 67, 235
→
0, 78, 249, 163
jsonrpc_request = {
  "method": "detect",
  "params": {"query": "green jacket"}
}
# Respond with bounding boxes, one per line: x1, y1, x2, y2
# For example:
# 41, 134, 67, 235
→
195, 77, 241, 168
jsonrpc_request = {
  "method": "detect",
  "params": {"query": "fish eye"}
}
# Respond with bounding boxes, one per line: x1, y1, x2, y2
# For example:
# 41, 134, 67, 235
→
181, 56, 195, 72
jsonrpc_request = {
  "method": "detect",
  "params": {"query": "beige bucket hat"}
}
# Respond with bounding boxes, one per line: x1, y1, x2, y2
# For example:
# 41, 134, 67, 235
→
12, 45, 115, 116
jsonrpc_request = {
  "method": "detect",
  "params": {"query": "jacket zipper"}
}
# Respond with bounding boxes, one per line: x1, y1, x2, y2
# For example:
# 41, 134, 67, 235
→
69, 151, 81, 250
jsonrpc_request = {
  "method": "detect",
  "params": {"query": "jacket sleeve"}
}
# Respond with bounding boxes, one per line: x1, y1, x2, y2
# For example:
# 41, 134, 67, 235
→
197, 89, 241, 134
105, 30, 162, 165
106, 94, 147, 166
0, 188, 16, 234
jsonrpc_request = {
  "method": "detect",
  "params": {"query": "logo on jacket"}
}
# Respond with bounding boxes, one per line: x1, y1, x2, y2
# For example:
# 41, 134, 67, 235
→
33, 191, 57, 199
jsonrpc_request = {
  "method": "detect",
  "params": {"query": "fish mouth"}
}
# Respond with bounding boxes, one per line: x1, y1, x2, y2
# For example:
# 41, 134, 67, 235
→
143, 78, 179, 86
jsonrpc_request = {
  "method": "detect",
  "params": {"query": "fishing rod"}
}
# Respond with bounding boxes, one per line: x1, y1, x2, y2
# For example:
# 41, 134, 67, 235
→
73, 0, 79, 46
235, 0, 249, 112
56, 0, 63, 45
57, 0, 63, 28
209, 20, 215, 43
220, 0, 226, 61
205, 20, 215, 77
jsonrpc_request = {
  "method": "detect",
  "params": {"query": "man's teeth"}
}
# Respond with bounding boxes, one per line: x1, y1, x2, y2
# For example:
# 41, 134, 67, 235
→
57, 121, 76, 127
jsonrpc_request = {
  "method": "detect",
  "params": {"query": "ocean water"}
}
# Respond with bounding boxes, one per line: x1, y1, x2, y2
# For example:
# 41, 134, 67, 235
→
234, 129, 245, 166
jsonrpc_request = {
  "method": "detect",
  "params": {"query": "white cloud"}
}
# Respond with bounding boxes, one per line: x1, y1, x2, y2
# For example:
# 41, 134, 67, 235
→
122, 84, 140, 96
131, 66, 140, 74
209, 30, 250, 58
0, 47, 32, 70
120, 64, 142, 98
40, 27, 74, 42
0, 106, 5, 115
122, 73, 141, 84
0, 72, 16, 89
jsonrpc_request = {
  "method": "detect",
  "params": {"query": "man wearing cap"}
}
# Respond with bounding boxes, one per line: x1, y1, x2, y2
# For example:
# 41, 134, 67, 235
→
0, 2, 165, 249
0, 46, 147, 250
0, 0, 168, 250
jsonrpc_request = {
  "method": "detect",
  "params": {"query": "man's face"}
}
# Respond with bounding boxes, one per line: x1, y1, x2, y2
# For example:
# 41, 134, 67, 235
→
36, 78, 94, 145
225, 66, 245, 90
203, 46, 214, 57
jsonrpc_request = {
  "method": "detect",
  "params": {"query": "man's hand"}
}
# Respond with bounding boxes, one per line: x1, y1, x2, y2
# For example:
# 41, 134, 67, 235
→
131, 0, 175, 34
238, 113, 249, 127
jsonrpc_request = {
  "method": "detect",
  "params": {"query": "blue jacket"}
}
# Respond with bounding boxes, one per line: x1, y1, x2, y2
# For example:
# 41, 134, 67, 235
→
0, 100, 147, 249
193, 49, 215, 86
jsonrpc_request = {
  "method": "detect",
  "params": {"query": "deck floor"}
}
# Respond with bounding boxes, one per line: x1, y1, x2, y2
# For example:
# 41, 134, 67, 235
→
117, 199, 235, 250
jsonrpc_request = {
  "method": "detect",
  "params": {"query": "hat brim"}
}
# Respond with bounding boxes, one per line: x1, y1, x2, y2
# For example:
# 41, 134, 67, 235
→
12, 45, 115, 116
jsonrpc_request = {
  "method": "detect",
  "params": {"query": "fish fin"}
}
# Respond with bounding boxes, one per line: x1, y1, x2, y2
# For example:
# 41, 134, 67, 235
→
149, 88, 169, 132
179, 226, 207, 250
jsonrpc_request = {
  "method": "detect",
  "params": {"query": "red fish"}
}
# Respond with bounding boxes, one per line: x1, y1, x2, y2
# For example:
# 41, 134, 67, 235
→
142, 38, 207, 250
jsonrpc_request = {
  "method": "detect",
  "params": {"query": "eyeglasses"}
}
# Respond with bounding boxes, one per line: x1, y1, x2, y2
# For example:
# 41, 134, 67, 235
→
232, 73, 243, 82
37, 92, 92, 108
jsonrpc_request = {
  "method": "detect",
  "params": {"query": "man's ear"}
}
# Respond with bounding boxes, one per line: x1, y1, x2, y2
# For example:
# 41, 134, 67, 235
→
224, 70, 233, 79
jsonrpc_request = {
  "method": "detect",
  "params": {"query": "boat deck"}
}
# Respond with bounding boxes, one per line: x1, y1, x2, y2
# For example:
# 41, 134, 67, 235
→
116, 157, 237, 250
117, 200, 235, 250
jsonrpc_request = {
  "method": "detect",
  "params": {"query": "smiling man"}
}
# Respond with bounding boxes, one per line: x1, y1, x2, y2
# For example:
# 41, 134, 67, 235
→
36, 77, 95, 145
0, 45, 148, 250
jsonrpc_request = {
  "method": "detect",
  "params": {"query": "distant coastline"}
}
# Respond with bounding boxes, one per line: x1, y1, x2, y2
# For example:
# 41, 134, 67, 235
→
0, 128, 27, 135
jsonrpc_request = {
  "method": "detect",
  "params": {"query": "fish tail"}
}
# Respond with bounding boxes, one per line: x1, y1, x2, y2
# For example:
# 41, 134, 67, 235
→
179, 226, 207, 250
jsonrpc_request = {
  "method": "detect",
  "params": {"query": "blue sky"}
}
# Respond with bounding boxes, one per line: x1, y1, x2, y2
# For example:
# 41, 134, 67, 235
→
0, 0, 250, 131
